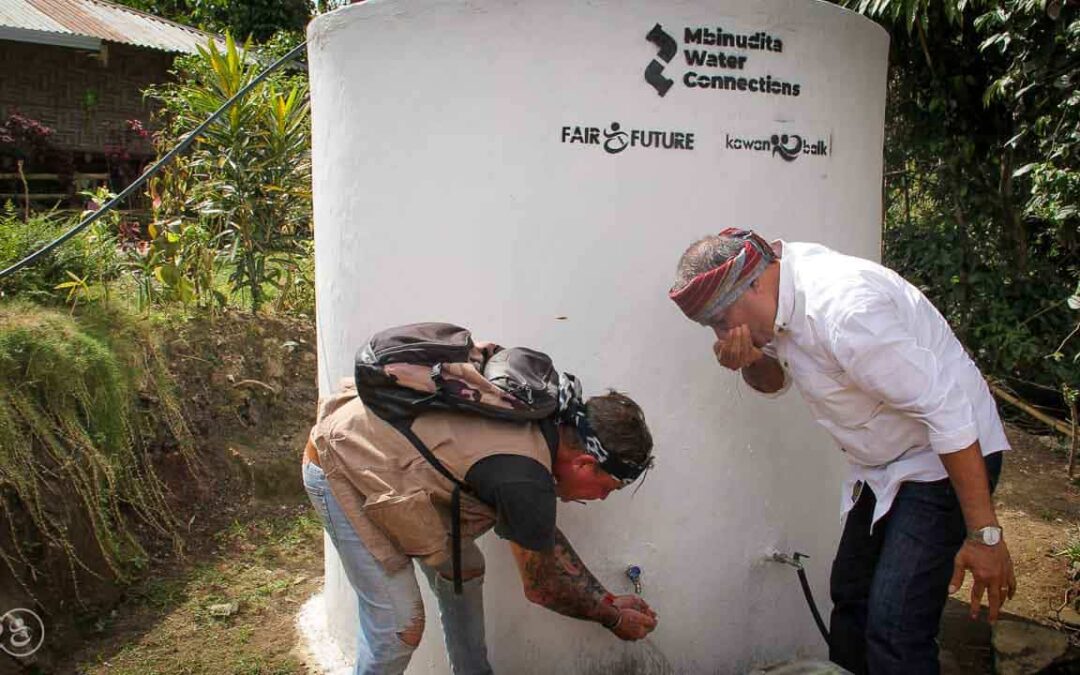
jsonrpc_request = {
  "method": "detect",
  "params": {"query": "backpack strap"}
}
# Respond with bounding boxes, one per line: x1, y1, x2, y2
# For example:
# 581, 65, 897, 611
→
391, 419, 471, 494
539, 417, 559, 464
389, 418, 473, 594
388, 416, 557, 596
450, 485, 463, 594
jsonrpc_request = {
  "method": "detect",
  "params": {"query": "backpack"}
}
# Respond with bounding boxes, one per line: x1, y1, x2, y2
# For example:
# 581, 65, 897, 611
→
353, 322, 562, 592
355, 322, 562, 424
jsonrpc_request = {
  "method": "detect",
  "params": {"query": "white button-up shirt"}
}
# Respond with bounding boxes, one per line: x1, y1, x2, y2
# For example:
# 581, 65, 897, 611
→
766, 241, 1010, 525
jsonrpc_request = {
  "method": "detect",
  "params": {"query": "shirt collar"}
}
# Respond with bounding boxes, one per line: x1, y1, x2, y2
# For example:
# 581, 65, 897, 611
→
774, 240, 795, 336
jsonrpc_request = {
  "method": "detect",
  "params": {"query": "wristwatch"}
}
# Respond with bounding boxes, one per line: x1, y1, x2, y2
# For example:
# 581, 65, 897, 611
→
967, 525, 1003, 546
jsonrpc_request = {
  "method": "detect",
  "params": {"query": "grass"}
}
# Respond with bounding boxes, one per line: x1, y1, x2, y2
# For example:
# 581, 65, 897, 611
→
76, 507, 323, 674
1056, 527, 1080, 565
0, 203, 121, 303
0, 301, 195, 600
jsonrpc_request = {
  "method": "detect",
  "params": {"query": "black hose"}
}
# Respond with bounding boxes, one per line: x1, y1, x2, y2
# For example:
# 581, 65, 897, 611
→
794, 553, 830, 645
0, 40, 309, 281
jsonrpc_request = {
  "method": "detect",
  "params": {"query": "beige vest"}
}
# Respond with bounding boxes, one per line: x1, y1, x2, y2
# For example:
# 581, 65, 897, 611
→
309, 381, 554, 572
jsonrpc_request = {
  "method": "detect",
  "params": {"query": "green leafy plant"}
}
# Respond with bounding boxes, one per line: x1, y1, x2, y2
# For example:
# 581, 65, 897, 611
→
268, 238, 314, 314
55, 270, 92, 307
1056, 525, 1080, 564
145, 34, 312, 313
0, 202, 120, 303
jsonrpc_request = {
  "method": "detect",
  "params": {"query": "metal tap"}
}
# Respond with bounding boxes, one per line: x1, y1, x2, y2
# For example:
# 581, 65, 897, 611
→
769, 550, 808, 570
626, 564, 643, 594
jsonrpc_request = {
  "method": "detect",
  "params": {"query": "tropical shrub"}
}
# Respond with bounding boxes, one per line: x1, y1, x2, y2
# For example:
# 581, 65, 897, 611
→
145, 34, 312, 313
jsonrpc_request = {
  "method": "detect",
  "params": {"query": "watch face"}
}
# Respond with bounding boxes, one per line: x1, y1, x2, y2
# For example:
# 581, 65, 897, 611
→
983, 528, 1002, 546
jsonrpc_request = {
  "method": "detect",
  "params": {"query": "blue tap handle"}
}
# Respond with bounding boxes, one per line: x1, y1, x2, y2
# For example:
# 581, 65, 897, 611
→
626, 565, 643, 594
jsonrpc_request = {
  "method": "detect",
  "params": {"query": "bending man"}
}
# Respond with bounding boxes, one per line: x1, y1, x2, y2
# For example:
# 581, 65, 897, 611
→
303, 367, 657, 674
669, 229, 1013, 675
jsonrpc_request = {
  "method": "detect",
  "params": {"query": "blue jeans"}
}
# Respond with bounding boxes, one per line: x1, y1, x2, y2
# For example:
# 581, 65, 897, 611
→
828, 452, 1003, 675
303, 461, 493, 675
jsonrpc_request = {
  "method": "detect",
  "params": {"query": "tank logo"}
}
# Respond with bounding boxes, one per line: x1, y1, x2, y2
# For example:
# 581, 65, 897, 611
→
772, 134, 803, 161
643, 23, 804, 98
723, 132, 830, 161
644, 24, 677, 97
561, 122, 696, 154
603, 123, 630, 153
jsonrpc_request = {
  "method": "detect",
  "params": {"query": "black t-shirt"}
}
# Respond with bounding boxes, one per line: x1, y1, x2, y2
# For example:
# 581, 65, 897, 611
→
464, 454, 556, 552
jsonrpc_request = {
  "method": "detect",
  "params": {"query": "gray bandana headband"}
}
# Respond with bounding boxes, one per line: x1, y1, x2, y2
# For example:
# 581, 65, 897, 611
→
556, 373, 652, 484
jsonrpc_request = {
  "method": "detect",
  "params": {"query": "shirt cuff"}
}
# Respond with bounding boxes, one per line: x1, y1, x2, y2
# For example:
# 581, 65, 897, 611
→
930, 422, 979, 454
756, 376, 791, 399
753, 361, 791, 399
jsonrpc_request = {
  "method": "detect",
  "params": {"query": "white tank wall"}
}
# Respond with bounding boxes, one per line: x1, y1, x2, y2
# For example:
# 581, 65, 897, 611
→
307, 1, 888, 672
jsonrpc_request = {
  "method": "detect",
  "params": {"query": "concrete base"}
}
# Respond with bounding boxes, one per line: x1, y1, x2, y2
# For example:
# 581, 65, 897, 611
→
748, 661, 851, 674
297, 591, 352, 675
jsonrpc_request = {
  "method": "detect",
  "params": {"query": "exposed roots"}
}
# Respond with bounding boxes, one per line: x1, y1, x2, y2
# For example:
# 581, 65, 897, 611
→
0, 303, 197, 603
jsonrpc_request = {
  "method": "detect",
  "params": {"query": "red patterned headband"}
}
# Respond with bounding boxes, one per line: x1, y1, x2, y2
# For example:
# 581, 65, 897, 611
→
669, 228, 777, 325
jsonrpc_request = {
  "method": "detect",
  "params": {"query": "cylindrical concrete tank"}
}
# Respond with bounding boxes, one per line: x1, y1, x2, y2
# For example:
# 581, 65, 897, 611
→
307, 1, 888, 672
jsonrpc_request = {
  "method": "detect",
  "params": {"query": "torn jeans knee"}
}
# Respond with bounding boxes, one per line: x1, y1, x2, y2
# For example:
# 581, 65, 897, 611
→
396, 600, 426, 648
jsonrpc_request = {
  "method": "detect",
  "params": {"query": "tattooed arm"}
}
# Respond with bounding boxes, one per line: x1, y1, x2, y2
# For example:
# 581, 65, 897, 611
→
509, 528, 658, 640
510, 528, 613, 622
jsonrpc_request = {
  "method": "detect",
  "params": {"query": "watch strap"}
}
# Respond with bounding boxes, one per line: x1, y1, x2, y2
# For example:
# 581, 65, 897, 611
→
967, 525, 1002, 544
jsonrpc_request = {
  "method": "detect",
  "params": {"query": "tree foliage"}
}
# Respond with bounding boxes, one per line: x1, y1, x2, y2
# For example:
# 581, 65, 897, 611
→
111, 0, 356, 42
848, 0, 1079, 403
113, 0, 311, 42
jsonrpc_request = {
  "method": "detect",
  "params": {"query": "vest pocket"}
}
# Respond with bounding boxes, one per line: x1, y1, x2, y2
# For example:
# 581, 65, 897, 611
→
363, 490, 447, 557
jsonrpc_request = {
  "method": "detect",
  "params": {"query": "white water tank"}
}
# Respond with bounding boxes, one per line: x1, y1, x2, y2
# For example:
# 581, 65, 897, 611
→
307, 0, 888, 672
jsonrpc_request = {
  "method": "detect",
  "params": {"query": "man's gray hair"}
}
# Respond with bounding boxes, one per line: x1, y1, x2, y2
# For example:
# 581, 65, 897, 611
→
672, 234, 748, 291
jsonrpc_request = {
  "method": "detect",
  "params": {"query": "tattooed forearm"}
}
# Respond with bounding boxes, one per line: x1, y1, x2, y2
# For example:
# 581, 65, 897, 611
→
511, 529, 615, 623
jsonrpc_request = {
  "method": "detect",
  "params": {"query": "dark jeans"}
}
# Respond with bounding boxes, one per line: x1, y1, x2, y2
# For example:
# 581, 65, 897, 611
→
829, 452, 1003, 675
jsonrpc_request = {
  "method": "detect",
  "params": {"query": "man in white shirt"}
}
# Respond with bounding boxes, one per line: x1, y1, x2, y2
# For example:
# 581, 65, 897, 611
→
668, 229, 1014, 675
